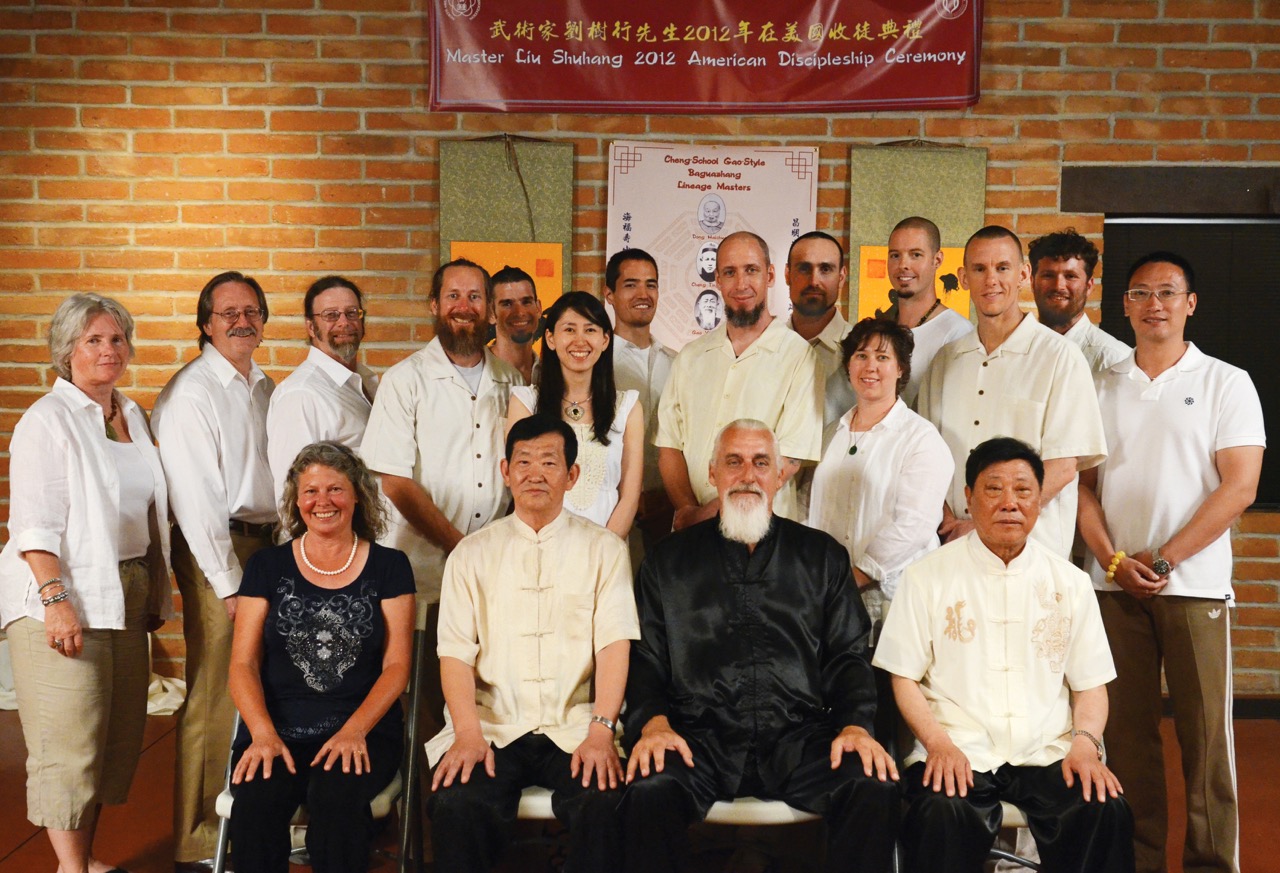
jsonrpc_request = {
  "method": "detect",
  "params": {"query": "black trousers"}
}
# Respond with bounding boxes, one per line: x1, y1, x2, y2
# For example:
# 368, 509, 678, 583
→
621, 733, 901, 873
228, 731, 402, 873
426, 733, 623, 873
902, 760, 1135, 873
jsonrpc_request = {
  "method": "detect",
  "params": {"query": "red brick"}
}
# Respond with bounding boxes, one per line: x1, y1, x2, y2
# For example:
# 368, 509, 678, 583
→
270, 110, 360, 132
227, 181, 316, 201
86, 204, 179, 223
320, 38, 413, 60
227, 86, 318, 106
131, 36, 222, 58
1021, 71, 1111, 91
365, 111, 458, 131
272, 157, 361, 180
266, 14, 358, 36
174, 62, 266, 83
321, 184, 413, 204
2, 58, 75, 79
1021, 119, 1111, 141
1166, 49, 1254, 69
317, 229, 409, 248
76, 11, 169, 32
35, 34, 129, 55
924, 118, 1017, 139
0, 154, 80, 176
81, 107, 172, 128
134, 180, 224, 201
171, 12, 263, 33
272, 251, 363, 271
134, 132, 223, 154
364, 206, 431, 225
79, 60, 172, 82
1, 203, 85, 222
228, 133, 318, 155
35, 83, 127, 105
84, 250, 176, 270
1157, 143, 1250, 161
1116, 71, 1207, 91
0, 10, 73, 30
1066, 46, 1158, 68
272, 61, 361, 83
1114, 119, 1204, 140
1065, 0, 1158, 16
272, 204, 360, 225
135, 227, 224, 248
1023, 21, 1116, 42
1119, 22, 1211, 42
225, 38, 317, 60
177, 156, 270, 177
320, 88, 412, 109
39, 180, 130, 199
1064, 94, 1157, 113
830, 118, 920, 139
364, 63, 426, 86
1161, 95, 1252, 115
0, 106, 77, 128
131, 86, 225, 106
85, 155, 175, 177
1211, 72, 1280, 93
984, 45, 1061, 67
1208, 119, 1280, 140
181, 204, 271, 224
1213, 23, 1280, 42
1164, 0, 1253, 16
1236, 532, 1279, 555
225, 227, 316, 247
174, 109, 266, 130
1235, 560, 1280, 581
320, 134, 410, 156
365, 160, 435, 181
177, 250, 270, 270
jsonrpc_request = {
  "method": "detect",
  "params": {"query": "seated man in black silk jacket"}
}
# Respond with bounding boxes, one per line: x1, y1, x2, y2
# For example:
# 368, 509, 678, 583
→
621, 418, 901, 873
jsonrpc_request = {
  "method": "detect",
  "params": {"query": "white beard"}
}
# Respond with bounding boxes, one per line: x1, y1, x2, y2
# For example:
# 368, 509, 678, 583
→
719, 487, 773, 545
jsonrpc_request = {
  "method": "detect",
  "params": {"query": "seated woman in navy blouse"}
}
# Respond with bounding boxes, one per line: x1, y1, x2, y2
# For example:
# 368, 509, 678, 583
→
228, 441, 414, 873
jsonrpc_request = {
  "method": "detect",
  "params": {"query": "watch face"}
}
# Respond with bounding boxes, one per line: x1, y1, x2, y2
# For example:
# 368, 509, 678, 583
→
1153, 558, 1172, 576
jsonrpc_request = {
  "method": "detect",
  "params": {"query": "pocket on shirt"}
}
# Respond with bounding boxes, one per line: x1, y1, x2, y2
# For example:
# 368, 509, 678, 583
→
562, 593, 595, 643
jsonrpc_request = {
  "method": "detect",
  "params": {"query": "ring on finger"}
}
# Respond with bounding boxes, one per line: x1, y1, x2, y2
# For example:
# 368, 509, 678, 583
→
54, 639, 64, 649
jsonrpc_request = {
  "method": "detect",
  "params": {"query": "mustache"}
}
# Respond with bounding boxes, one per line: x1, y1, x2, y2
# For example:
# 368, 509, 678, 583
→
728, 483, 766, 498
227, 327, 257, 337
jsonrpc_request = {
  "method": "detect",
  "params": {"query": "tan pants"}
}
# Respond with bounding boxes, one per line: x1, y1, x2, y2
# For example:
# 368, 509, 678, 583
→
9, 559, 150, 829
1098, 591, 1239, 873
171, 527, 270, 863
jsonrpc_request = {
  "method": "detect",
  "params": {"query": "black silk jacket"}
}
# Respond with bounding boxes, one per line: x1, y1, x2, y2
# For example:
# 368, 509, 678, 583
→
624, 516, 877, 788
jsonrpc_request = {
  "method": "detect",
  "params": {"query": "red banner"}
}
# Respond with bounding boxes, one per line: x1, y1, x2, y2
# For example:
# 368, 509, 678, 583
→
430, 1, 982, 115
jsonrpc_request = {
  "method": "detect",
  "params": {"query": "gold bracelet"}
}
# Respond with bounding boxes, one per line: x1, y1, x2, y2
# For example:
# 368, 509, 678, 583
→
1073, 728, 1104, 760
1104, 551, 1126, 583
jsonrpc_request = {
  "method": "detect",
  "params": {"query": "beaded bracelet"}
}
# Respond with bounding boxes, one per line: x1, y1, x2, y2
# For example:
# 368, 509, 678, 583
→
41, 590, 69, 607
1104, 551, 1126, 583
37, 577, 63, 594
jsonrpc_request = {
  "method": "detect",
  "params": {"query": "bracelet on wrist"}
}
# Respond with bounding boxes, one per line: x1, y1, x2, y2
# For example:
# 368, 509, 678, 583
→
589, 714, 617, 732
41, 590, 70, 607
1072, 728, 1104, 761
37, 577, 64, 594
1104, 551, 1126, 583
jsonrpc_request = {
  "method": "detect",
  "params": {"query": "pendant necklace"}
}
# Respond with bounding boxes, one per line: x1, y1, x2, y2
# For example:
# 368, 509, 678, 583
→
848, 408, 866, 456
299, 532, 359, 576
104, 391, 120, 441
564, 395, 591, 423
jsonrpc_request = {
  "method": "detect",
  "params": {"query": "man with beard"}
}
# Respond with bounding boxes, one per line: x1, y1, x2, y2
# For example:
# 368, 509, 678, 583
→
1029, 229, 1130, 374
622, 420, 900, 873
605, 249, 676, 548
785, 231, 851, 382
362, 258, 523, 861
918, 226, 1106, 558
153, 271, 275, 871
266, 275, 379, 502
697, 241, 718, 283
488, 265, 542, 385
657, 231, 823, 528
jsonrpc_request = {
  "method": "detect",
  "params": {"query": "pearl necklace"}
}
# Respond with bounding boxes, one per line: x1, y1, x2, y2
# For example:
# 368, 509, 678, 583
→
299, 532, 359, 576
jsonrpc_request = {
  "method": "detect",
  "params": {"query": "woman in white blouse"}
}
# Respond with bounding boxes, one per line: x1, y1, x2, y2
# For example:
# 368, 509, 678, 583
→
0, 293, 172, 873
506, 291, 643, 538
809, 317, 954, 626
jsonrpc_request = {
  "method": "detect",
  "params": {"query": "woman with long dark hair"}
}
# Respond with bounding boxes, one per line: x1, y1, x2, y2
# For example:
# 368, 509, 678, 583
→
506, 291, 643, 538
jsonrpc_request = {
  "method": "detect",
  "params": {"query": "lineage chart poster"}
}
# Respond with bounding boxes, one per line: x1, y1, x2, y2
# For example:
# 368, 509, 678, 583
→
606, 141, 818, 352
431, 0, 982, 114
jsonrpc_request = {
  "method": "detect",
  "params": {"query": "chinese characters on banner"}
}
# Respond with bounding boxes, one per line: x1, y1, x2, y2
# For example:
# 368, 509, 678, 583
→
606, 142, 818, 353
431, 0, 982, 114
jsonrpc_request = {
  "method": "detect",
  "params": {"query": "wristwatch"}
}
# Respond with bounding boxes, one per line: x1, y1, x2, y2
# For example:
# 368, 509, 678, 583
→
590, 714, 617, 732
1151, 546, 1172, 577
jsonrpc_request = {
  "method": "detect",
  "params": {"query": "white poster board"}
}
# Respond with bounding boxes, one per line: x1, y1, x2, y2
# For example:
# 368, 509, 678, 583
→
606, 141, 819, 352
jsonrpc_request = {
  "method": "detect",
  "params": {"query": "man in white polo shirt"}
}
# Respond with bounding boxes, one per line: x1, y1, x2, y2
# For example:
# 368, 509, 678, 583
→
785, 230, 851, 382
1028, 229, 1130, 374
266, 275, 378, 502
1078, 251, 1265, 873
918, 225, 1106, 558
657, 231, 823, 528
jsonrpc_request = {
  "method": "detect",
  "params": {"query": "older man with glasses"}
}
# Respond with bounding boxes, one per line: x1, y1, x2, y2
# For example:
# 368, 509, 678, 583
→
266, 275, 379, 503
153, 271, 277, 872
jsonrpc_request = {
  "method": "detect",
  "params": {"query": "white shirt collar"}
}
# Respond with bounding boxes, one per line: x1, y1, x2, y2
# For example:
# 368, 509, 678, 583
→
201, 343, 267, 389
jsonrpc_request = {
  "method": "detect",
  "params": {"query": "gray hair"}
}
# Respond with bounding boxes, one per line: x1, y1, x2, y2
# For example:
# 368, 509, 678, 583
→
279, 441, 388, 542
48, 293, 136, 381
711, 418, 782, 465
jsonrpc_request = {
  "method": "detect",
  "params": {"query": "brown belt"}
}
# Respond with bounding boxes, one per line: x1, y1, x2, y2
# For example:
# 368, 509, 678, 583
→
228, 519, 274, 539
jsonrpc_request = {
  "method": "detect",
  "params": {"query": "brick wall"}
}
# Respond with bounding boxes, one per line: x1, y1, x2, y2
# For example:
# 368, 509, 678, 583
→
1, 0, 1276, 689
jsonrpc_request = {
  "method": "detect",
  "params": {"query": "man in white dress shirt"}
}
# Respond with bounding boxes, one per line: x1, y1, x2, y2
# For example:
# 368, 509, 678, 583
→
875, 437, 1133, 873
361, 258, 523, 859
266, 275, 378, 503
918, 226, 1106, 558
604, 248, 675, 546
487, 265, 541, 386
786, 230, 851, 382
153, 271, 276, 872
1029, 229, 1130, 373
657, 231, 824, 529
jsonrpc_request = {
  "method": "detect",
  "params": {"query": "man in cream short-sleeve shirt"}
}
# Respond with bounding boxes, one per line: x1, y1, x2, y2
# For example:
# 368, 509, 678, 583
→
875, 437, 1133, 873
918, 226, 1106, 558
657, 231, 823, 528
426, 414, 639, 873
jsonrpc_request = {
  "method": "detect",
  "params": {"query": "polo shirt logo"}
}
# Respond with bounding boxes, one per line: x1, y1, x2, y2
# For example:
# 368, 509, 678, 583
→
1185, 397, 1195, 405
944, 600, 976, 643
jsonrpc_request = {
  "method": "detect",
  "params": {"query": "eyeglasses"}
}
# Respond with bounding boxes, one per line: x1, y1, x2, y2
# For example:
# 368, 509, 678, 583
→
214, 306, 265, 322
313, 308, 365, 323
1125, 289, 1189, 303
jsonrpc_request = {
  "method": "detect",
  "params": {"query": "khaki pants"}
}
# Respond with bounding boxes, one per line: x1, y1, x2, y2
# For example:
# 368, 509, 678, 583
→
171, 527, 270, 863
9, 559, 150, 829
1098, 591, 1239, 873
